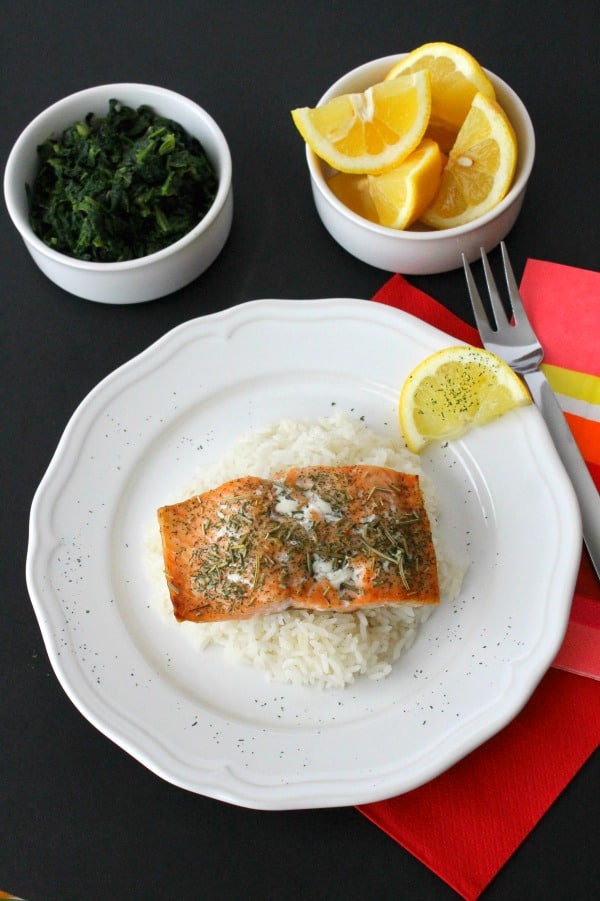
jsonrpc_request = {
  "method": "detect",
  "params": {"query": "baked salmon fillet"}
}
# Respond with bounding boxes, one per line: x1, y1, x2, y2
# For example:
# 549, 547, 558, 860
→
157, 465, 439, 623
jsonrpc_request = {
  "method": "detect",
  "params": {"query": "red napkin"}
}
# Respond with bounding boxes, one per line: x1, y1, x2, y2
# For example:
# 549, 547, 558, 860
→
357, 266, 600, 900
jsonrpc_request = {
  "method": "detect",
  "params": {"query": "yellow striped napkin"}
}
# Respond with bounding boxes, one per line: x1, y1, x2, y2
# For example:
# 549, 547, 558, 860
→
518, 259, 599, 678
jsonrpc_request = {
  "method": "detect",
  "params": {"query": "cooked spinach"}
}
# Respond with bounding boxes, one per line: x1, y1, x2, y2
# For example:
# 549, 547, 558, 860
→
27, 99, 219, 262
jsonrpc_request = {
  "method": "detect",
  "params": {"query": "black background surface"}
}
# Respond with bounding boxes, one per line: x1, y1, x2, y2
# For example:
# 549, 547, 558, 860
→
1, 2, 598, 899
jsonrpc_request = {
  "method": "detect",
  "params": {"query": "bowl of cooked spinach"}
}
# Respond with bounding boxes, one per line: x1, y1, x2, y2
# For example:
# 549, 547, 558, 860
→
4, 84, 233, 303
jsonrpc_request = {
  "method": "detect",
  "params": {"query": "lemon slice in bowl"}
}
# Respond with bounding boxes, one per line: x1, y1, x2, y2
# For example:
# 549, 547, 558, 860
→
420, 92, 517, 229
385, 41, 496, 151
327, 138, 443, 229
291, 71, 431, 174
399, 345, 531, 453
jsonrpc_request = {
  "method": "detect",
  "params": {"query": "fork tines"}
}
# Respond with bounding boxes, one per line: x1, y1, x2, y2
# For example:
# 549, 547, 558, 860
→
462, 242, 537, 340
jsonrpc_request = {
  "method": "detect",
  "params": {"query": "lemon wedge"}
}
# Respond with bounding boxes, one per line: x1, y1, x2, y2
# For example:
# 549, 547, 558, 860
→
385, 41, 496, 152
291, 72, 431, 174
327, 138, 443, 229
420, 92, 517, 229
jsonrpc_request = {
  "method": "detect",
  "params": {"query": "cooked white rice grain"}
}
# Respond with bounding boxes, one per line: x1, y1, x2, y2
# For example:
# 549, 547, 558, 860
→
145, 412, 466, 688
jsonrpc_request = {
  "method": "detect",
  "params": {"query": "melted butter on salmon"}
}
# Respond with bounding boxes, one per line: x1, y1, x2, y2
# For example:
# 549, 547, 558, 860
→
157, 465, 439, 623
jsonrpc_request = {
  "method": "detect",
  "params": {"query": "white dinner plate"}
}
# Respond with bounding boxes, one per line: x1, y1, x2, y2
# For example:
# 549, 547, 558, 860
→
26, 298, 581, 809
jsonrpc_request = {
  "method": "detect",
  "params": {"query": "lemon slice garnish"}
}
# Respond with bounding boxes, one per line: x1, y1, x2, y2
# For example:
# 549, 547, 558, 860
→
399, 345, 531, 453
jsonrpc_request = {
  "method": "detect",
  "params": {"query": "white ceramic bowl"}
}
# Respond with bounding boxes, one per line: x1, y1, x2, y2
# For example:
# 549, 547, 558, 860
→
4, 84, 233, 303
304, 55, 535, 274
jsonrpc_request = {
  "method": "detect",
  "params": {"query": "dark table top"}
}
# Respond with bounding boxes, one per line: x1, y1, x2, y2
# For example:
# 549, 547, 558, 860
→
1, 2, 598, 899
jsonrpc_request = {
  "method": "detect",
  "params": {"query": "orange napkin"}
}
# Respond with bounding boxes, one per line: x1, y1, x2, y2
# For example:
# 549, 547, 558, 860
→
357, 262, 600, 900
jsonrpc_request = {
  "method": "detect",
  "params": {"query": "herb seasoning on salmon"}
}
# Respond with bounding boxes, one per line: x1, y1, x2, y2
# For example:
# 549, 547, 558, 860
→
158, 465, 439, 623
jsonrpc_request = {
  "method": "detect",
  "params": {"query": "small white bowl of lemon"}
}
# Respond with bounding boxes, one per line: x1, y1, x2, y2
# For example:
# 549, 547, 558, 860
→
292, 43, 535, 275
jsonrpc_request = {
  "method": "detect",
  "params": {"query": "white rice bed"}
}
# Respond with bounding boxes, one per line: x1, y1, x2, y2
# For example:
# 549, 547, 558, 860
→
146, 412, 465, 689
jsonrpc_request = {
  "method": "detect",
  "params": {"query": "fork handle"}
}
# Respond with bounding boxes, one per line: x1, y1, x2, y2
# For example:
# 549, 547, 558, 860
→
523, 370, 600, 580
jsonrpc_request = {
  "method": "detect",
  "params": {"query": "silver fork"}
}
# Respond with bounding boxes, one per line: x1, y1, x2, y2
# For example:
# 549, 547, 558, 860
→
462, 242, 600, 579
